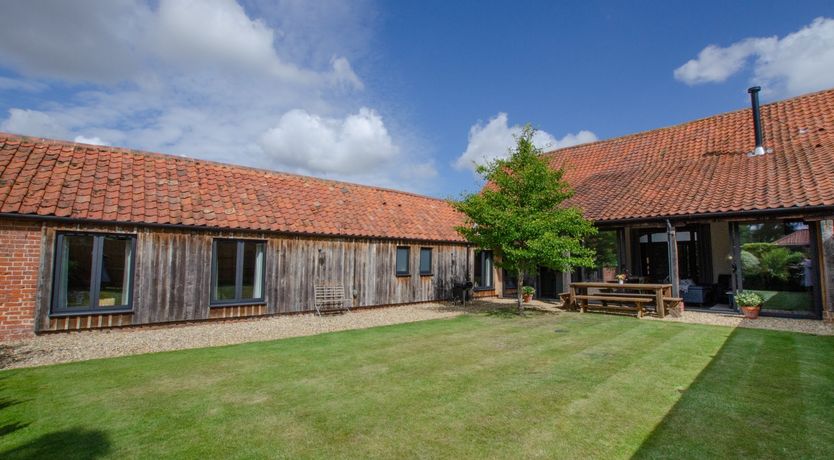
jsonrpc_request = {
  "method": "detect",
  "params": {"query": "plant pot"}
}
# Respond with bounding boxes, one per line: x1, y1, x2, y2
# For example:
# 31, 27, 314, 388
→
522, 294, 533, 303
618, 279, 624, 285
740, 305, 761, 319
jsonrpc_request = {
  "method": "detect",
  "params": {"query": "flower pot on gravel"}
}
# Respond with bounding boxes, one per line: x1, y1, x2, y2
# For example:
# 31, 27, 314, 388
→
741, 305, 761, 319
521, 286, 535, 303
735, 291, 765, 320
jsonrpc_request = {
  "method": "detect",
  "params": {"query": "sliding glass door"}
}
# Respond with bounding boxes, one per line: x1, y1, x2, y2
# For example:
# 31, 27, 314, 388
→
737, 221, 816, 316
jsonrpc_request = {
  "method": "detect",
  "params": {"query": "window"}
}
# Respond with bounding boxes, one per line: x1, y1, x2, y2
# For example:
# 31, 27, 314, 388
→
52, 233, 135, 313
474, 250, 493, 289
419, 248, 432, 275
211, 239, 265, 305
396, 246, 410, 275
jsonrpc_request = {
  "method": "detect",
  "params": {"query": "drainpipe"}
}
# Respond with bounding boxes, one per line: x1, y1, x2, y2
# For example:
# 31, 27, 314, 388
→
666, 220, 680, 297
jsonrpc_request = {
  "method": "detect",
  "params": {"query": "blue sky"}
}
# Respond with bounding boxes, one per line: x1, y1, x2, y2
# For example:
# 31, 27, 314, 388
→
1, 1, 833, 198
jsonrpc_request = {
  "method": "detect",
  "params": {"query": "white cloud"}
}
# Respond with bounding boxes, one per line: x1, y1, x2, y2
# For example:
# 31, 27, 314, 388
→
74, 135, 108, 146
330, 57, 364, 90
674, 39, 773, 85
0, 0, 361, 88
0, 1, 444, 192
0, 109, 69, 139
0, 0, 150, 83
150, 0, 317, 84
259, 108, 397, 174
674, 17, 834, 96
454, 113, 597, 172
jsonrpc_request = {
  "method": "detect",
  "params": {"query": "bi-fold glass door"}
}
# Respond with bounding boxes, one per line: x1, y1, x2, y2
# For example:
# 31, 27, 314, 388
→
734, 221, 818, 317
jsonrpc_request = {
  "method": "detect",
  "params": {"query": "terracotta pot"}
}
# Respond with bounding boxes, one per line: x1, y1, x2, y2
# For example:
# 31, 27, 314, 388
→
522, 294, 533, 303
740, 305, 761, 319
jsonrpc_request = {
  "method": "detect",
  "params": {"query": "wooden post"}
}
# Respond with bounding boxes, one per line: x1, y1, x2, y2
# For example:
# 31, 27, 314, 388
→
569, 284, 576, 311
729, 222, 742, 310
666, 220, 680, 297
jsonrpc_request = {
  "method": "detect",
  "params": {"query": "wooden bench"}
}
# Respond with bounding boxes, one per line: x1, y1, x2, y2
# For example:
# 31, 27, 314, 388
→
567, 282, 677, 318
574, 295, 654, 318
314, 283, 350, 316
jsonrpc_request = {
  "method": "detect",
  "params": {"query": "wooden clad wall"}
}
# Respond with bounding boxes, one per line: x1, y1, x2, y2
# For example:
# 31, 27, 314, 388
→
35, 223, 470, 331
820, 219, 834, 322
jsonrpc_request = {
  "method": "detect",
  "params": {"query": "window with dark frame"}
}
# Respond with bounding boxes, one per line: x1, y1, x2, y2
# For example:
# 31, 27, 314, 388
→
52, 233, 136, 313
396, 246, 410, 275
474, 250, 493, 289
211, 239, 265, 305
419, 247, 432, 275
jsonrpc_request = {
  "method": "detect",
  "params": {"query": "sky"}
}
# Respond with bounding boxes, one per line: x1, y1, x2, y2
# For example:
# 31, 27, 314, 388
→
1, 0, 833, 199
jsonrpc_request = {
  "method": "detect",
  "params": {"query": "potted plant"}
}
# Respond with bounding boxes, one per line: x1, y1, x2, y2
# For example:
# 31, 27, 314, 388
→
615, 273, 628, 285
521, 286, 535, 303
735, 291, 764, 319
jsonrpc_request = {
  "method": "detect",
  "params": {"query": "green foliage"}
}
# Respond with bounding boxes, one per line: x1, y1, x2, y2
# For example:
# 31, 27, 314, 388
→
759, 247, 804, 282
740, 250, 760, 272
521, 286, 535, 296
741, 242, 778, 259
740, 243, 804, 283
451, 125, 597, 296
588, 230, 618, 269
735, 290, 764, 307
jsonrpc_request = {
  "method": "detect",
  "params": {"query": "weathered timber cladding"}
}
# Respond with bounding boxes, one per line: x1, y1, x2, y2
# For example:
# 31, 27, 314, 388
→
268, 237, 469, 313
35, 223, 471, 331
820, 219, 834, 321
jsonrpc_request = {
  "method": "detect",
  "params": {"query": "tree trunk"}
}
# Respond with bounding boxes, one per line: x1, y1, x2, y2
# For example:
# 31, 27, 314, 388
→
517, 269, 525, 315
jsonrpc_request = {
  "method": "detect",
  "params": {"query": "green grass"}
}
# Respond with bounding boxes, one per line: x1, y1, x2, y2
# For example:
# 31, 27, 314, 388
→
1, 312, 833, 459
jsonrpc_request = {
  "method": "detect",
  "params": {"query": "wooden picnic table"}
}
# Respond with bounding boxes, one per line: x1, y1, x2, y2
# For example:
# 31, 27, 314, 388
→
565, 282, 681, 318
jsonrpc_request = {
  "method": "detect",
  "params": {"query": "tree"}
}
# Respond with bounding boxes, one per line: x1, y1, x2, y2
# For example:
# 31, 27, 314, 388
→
451, 125, 598, 313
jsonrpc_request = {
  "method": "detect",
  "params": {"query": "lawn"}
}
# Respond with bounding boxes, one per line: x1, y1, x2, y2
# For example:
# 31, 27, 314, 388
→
1, 312, 833, 459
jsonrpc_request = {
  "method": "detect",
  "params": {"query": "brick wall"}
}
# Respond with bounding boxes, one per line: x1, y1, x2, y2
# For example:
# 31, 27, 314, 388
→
0, 219, 42, 341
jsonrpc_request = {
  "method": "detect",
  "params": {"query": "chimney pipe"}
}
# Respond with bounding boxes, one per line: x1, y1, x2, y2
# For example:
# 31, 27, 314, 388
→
748, 86, 765, 156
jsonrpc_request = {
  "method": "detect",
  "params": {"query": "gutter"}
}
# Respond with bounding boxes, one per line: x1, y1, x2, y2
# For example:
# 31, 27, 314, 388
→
593, 205, 834, 227
0, 212, 469, 246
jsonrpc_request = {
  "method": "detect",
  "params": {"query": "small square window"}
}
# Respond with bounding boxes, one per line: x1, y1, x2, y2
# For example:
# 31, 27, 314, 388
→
419, 248, 432, 275
396, 246, 410, 275
211, 239, 265, 305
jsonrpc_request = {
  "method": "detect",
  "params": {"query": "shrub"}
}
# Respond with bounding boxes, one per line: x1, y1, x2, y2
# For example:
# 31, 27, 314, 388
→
735, 291, 764, 307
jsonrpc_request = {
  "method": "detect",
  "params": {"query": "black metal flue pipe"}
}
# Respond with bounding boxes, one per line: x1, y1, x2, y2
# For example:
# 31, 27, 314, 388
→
748, 86, 763, 149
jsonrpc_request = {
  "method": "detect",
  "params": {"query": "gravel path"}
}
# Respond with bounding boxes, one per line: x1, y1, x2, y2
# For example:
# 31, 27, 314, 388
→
647, 309, 834, 335
0, 303, 466, 370
489, 297, 834, 335
2, 299, 831, 370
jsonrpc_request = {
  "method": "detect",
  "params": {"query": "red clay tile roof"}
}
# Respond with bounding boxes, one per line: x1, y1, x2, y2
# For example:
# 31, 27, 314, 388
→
0, 134, 465, 242
546, 88, 834, 222
774, 228, 810, 246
